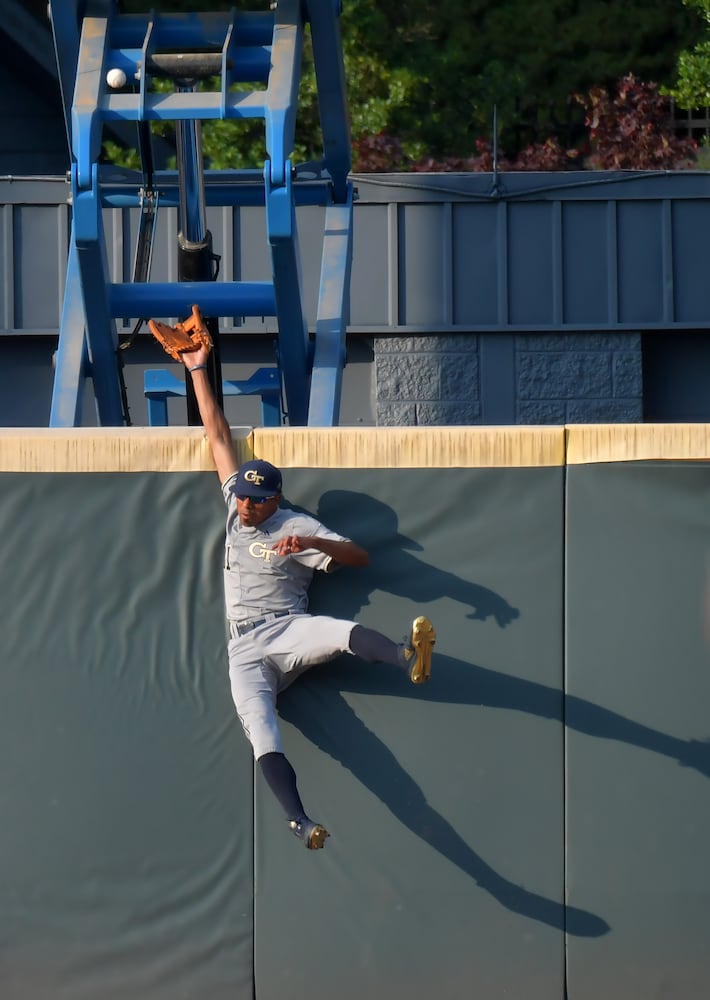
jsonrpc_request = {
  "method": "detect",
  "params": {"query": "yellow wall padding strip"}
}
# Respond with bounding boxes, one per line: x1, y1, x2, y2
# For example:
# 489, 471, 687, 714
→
566, 424, 710, 464
4, 423, 710, 472
253, 426, 566, 468
0, 427, 253, 472
0, 425, 565, 472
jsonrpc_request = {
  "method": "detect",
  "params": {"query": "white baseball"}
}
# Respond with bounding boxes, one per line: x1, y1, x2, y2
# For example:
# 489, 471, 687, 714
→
106, 67, 127, 89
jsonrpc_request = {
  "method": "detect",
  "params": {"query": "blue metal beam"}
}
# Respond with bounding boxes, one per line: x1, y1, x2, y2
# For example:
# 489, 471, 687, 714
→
304, 0, 351, 203
47, 0, 82, 152
145, 369, 281, 427
264, 166, 311, 425
50, 0, 354, 427
50, 236, 88, 428
308, 191, 354, 425
73, 11, 111, 191
109, 281, 275, 318
264, 0, 302, 187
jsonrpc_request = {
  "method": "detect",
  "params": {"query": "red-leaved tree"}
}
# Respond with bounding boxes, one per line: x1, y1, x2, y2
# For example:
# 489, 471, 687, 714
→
351, 75, 698, 172
574, 74, 696, 169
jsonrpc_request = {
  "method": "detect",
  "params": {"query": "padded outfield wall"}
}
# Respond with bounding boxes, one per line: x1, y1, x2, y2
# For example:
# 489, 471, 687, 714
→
0, 425, 708, 999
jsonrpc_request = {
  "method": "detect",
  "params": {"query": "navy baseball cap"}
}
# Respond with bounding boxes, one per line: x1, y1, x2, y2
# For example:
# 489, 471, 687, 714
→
235, 459, 282, 498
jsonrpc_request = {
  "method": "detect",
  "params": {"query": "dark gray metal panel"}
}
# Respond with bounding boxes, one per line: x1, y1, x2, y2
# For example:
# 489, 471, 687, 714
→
0, 471, 255, 1000
508, 202, 555, 325
617, 201, 666, 324
479, 333, 516, 423
453, 202, 500, 325
233, 205, 276, 332
399, 203, 448, 326
254, 466, 569, 1000
566, 462, 710, 999
5, 172, 710, 337
671, 199, 710, 324
561, 202, 611, 325
10, 204, 67, 333
351, 171, 710, 203
350, 203, 390, 327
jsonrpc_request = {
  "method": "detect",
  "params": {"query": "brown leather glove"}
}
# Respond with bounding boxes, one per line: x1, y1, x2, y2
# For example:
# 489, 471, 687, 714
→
148, 304, 213, 362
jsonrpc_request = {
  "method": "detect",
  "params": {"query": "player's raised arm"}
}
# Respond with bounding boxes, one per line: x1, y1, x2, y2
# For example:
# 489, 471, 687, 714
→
180, 344, 238, 484
148, 306, 238, 484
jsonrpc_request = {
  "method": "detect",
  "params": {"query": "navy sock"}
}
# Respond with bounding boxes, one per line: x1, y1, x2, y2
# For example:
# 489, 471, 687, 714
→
258, 752, 306, 822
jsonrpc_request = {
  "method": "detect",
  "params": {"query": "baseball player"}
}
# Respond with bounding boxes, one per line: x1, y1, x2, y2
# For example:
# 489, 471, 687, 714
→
180, 344, 436, 850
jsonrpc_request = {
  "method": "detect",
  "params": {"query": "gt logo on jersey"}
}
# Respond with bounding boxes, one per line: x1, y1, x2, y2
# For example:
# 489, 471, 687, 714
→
244, 469, 265, 485
249, 541, 276, 563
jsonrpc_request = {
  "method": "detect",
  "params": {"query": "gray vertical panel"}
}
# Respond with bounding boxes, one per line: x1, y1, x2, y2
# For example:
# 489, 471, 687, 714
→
672, 200, 710, 323
206, 204, 239, 328
0, 472, 255, 1000
14, 206, 63, 330
236, 205, 275, 331
103, 206, 133, 331
143, 205, 180, 325
254, 466, 567, 1000
508, 203, 554, 325
349, 204, 389, 327
452, 202, 499, 325
294, 204, 325, 326
617, 201, 664, 323
566, 463, 710, 999
562, 203, 609, 325
479, 333, 516, 423
1, 202, 14, 329
399, 204, 445, 326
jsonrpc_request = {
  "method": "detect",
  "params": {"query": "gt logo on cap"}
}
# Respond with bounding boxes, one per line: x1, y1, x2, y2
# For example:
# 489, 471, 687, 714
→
244, 469, 265, 485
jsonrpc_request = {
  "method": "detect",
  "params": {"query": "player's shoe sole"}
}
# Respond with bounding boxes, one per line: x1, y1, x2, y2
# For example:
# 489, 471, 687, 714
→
407, 615, 436, 684
289, 818, 330, 849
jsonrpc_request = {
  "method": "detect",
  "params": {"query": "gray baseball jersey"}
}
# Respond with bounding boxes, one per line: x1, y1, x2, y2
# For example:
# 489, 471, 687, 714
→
221, 472, 358, 759
221, 471, 348, 622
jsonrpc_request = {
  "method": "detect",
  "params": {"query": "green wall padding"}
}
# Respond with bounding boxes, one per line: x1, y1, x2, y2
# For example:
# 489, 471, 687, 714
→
5, 429, 710, 999
0, 473, 255, 1000
1, 466, 569, 1000
253, 468, 568, 999
566, 462, 710, 1000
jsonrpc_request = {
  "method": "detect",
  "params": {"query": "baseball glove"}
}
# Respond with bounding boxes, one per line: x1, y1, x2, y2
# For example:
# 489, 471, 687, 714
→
148, 304, 213, 362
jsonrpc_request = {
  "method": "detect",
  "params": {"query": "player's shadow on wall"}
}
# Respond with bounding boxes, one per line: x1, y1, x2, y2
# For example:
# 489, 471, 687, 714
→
304, 490, 710, 781
292, 489, 520, 628
279, 490, 710, 939
281, 658, 614, 938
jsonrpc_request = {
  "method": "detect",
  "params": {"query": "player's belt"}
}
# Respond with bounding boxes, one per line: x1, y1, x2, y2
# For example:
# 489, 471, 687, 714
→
231, 611, 293, 637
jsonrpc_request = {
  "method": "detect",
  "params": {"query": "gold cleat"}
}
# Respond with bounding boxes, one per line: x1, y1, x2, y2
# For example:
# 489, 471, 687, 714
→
404, 615, 436, 684
289, 818, 330, 849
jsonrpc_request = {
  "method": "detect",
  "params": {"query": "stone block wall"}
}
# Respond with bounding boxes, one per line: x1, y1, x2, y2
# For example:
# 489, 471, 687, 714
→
374, 334, 481, 426
515, 333, 643, 424
374, 332, 643, 425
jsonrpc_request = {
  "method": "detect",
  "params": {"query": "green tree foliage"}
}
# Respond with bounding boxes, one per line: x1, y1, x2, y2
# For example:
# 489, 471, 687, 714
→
360, 0, 701, 160
112, 0, 701, 170
666, 0, 710, 107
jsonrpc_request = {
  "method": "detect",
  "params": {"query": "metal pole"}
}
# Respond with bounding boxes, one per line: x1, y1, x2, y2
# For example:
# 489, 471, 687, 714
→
175, 80, 223, 421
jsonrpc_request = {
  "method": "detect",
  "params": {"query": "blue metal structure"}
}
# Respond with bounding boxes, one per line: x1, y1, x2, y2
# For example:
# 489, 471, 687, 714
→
144, 367, 281, 427
47, 0, 353, 427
